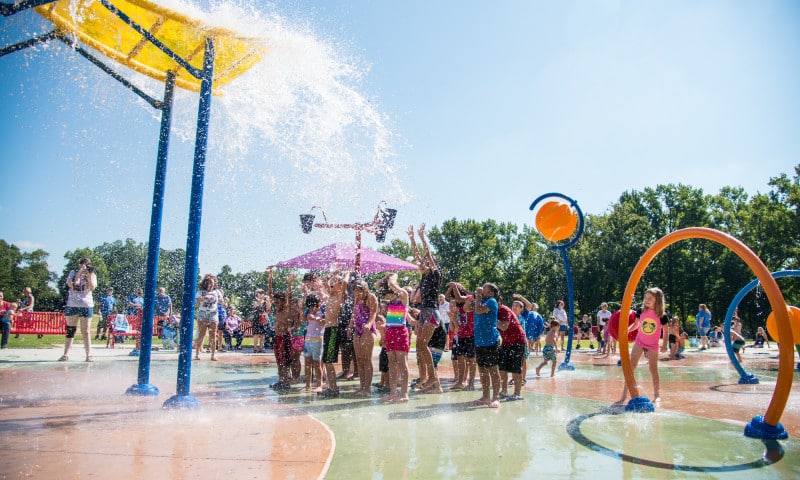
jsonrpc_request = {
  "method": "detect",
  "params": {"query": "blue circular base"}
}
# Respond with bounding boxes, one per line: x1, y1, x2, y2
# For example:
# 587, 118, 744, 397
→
744, 415, 788, 439
126, 383, 160, 396
129, 349, 140, 356
557, 361, 575, 371
796, 362, 800, 372
617, 359, 621, 366
163, 394, 201, 410
625, 395, 655, 413
738, 374, 760, 385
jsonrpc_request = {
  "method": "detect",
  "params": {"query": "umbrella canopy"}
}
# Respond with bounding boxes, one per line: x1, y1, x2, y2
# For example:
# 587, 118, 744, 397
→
273, 243, 418, 274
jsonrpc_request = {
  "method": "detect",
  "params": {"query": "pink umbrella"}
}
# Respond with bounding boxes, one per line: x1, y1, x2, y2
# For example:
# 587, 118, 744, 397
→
273, 243, 418, 274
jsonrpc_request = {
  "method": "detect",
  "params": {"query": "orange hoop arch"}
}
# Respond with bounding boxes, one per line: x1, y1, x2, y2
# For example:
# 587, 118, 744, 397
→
619, 227, 794, 428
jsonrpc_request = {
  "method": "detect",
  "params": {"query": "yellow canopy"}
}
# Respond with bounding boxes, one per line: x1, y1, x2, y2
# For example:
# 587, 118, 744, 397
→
36, 0, 265, 94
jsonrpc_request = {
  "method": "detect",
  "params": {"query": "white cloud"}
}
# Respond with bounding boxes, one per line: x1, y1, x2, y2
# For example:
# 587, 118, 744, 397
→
14, 240, 47, 251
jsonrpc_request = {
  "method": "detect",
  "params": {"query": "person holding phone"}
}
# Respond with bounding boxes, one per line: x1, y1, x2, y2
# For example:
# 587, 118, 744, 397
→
59, 258, 97, 362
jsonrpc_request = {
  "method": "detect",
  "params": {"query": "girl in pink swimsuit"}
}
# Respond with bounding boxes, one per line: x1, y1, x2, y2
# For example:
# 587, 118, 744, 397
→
615, 287, 669, 405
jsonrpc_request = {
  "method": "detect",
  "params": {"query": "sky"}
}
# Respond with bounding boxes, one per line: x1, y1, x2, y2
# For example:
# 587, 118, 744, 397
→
0, 0, 798, 279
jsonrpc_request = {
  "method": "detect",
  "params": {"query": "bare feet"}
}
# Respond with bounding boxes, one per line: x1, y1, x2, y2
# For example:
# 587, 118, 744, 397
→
535, 367, 541, 376
210, 356, 217, 361
420, 383, 443, 394
449, 383, 465, 390
472, 398, 490, 406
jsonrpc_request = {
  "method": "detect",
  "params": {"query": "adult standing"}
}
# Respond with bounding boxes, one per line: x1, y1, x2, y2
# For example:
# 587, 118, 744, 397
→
437, 294, 451, 351
596, 302, 612, 354
251, 287, 270, 353
552, 300, 568, 352
408, 223, 443, 394
96, 287, 116, 340
0, 291, 10, 348
696, 304, 712, 351
194, 274, 224, 361
154, 287, 173, 317
13, 287, 35, 339
126, 288, 144, 316
59, 258, 97, 362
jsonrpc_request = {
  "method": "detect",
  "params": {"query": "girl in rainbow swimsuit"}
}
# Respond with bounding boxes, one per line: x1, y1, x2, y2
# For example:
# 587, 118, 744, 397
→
375, 273, 413, 403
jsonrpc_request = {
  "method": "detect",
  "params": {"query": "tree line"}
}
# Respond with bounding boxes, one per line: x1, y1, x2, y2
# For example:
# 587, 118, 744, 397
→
1, 166, 797, 338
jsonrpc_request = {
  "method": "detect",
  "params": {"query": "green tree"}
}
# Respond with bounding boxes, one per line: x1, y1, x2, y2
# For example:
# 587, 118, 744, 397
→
0, 240, 59, 310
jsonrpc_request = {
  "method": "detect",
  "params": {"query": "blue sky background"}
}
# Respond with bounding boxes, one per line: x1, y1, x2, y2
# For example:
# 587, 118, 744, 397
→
0, 0, 798, 278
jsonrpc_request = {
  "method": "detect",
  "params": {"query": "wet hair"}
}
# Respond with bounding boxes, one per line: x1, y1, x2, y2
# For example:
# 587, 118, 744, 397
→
482, 283, 501, 304
302, 272, 317, 283
79, 257, 92, 266
199, 274, 215, 291
305, 294, 320, 309
512, 300, 524, 309
272, 292, 287, 302
445, 284, 468, 304
550, 320, 560, 328
645, 287, 666, 318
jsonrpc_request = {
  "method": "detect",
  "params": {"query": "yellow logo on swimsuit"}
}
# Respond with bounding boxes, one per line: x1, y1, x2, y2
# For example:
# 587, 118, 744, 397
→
641, 317, 657, 335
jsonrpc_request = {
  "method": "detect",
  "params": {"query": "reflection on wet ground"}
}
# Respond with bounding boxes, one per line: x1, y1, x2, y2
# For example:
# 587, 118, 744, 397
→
1, 345, 798, 479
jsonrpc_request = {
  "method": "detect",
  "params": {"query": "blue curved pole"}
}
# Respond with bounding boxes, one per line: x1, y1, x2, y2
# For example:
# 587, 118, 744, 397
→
725, 270, 800, 383
529, 192, 585, 371
560, 248, 576, 370
125, 72, 176, 397
164, 37, 215, 410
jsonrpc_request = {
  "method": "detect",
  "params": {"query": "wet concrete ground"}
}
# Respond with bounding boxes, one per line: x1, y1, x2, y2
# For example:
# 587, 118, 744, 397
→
1, 343, 799, 479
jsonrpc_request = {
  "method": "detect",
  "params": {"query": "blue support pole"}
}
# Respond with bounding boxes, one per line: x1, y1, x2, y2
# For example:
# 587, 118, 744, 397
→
558, 248, 576, 371
126, 72, 176, 397
164, 37, 215, 410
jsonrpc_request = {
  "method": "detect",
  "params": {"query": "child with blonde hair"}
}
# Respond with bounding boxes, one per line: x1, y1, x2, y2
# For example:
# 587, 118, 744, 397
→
615, 287, 669, 404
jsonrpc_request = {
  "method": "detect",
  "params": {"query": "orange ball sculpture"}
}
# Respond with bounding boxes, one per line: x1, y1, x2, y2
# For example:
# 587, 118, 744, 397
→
766, 306, 800, 344
535, 200, 578, 242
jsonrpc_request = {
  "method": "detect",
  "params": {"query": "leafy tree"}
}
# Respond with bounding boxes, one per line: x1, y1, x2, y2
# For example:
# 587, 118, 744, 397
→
0, 240, 59, 310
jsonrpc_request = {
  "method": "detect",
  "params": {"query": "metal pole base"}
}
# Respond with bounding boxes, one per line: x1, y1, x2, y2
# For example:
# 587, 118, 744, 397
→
163, 394, 201, 410
744, 415, 788, 439
126, 383, 160, 396
557, 361, 575, 371
129, 349, 140, 356
625, 395, 655, 413
737, 374, 760, 384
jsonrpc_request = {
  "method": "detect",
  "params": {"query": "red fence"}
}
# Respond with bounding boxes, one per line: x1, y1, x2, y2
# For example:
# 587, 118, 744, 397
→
10, 311, 258, 338
10, 311, 66, 335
